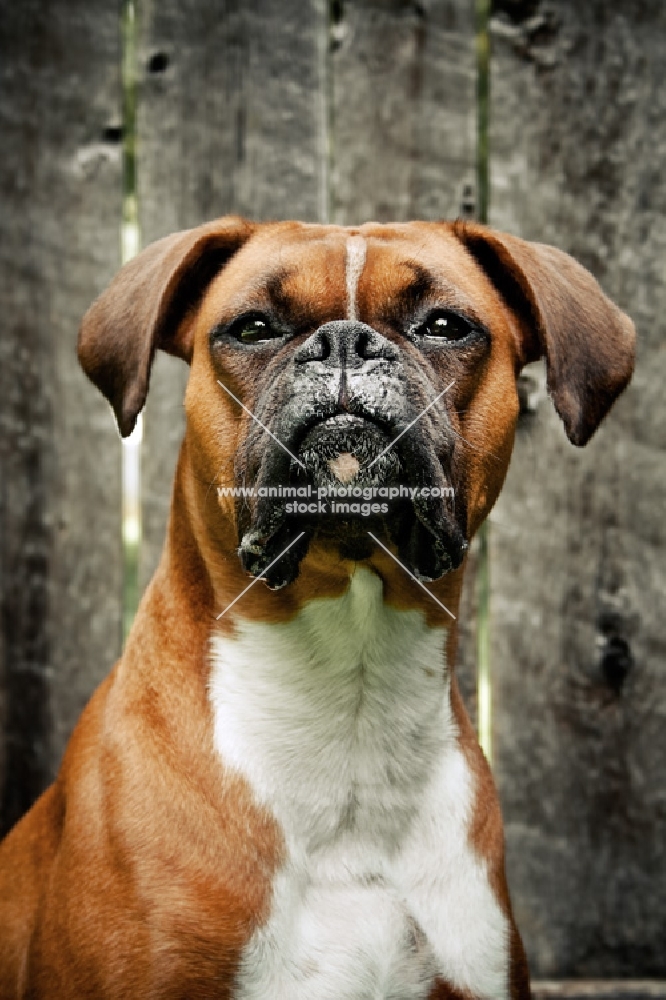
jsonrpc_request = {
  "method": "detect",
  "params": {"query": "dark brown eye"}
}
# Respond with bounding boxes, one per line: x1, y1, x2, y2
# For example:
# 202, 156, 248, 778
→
232, 315, 280, 345
419, 311, 473, 342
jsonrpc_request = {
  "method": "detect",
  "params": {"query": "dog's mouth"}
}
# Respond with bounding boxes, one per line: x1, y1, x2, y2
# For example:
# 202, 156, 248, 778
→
237, 412, 467, 589
297, 414, 400, 493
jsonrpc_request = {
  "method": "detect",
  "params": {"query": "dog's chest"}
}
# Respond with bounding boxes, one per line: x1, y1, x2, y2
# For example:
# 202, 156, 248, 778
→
209, 570, 509, 999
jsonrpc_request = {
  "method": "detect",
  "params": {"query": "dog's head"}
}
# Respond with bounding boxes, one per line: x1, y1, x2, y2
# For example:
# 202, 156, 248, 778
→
79, 218, 634, 589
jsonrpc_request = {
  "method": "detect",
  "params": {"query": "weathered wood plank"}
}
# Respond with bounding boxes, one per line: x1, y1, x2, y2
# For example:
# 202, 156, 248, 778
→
330, 0, 478, 716
330, 0, 476, 224
137, 0, 329, 589
533, 984, 666, 1000
0, 0, 124, 834
489, 0, 666, 976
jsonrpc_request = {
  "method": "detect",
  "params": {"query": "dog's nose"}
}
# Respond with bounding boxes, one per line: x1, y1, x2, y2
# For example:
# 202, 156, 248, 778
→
294, 321, 399, 368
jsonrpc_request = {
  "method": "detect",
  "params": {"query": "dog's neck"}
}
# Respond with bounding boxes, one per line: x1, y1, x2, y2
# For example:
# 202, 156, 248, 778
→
209, 566, 457, 853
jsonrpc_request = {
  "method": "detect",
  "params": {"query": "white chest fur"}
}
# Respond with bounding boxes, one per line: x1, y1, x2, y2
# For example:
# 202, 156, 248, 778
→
209, 568, 509, 1000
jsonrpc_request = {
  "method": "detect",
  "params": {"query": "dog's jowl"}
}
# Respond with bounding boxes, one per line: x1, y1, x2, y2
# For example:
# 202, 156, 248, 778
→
0, 219, 635, 999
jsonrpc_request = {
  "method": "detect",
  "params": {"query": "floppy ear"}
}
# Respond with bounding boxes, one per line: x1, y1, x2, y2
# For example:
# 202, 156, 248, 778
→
78, 216, 254, 437
453, 221, 635, 446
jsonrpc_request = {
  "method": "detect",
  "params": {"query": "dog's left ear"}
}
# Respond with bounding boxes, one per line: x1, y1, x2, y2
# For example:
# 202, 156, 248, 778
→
453, 221, 635, 446
78, 216, 254, 437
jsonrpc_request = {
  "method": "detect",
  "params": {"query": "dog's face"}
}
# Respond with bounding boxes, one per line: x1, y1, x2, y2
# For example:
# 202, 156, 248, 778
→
78, 218, 635, 590
189, 224, 522, 587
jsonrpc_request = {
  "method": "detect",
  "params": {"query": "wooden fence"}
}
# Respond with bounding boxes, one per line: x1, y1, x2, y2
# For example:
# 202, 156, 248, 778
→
1, 0, 664, 990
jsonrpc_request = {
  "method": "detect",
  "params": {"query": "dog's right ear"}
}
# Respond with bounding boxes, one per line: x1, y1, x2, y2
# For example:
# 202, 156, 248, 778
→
78, 216, 254, 437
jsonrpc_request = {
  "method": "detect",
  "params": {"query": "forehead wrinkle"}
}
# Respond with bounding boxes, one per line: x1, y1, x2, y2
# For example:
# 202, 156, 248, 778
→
369, 259, 487, 329
264, 261, 341, 330
265, 266, 297, 314
206, 266, 306, 334
397, 262, 438, 312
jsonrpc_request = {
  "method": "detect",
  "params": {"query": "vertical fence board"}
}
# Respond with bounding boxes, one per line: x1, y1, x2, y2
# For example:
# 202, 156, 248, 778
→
0, 0, 124, 834
489, 1, 666, 976
330, 0, 476, 225
137, 0, 328, 588
330, 0, 478, 714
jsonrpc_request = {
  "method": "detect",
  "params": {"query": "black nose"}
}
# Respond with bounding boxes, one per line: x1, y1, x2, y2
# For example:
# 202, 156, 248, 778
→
294, 321, 399, 368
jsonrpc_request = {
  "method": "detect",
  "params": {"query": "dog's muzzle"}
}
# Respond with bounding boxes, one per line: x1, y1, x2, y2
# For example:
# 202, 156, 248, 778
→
236, 321, 467, 588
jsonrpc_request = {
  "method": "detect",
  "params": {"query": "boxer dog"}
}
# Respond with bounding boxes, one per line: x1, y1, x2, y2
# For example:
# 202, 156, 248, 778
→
0, 218, 634, 999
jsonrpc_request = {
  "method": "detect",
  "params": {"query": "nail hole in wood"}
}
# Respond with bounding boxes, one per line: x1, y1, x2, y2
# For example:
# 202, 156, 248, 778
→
148, 52, 170, 74
599, 636, 633, 695
102, 124, 124, 143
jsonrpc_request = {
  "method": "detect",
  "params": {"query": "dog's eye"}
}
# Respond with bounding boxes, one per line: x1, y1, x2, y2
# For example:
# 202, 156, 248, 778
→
231, 316, 280, 345
418, 311, 473, 343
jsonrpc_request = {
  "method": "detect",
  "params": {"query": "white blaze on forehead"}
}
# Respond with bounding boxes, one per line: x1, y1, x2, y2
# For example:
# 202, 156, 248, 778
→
345, 235, 367, 321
